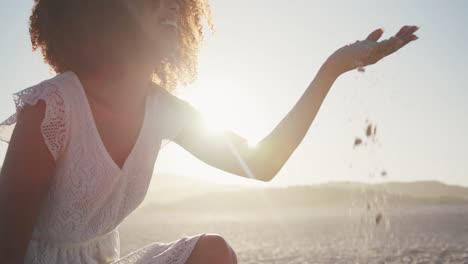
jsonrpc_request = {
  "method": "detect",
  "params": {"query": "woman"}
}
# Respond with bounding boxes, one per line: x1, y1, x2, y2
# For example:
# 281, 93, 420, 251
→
0, 0, 419, 263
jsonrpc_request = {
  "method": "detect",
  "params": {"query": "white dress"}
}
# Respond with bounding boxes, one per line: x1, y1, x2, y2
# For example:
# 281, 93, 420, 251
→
0, 71, 206, 264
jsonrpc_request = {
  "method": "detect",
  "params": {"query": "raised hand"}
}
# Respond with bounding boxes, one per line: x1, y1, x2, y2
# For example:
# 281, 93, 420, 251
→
325, 25, 419, 76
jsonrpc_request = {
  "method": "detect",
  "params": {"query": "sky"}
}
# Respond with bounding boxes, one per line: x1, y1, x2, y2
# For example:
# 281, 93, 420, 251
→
0, 0, 467, 187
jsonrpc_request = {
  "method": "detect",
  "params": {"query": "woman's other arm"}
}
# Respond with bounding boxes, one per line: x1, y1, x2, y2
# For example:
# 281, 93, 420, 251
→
0, 101, 55, 263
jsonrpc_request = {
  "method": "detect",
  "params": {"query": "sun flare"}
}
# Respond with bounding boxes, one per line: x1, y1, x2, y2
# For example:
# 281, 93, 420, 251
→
160, 77, 268, 186
176, 79, 262, 149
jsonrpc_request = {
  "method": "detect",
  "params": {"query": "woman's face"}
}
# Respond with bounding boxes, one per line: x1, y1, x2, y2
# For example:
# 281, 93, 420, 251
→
128, 0, 181, 60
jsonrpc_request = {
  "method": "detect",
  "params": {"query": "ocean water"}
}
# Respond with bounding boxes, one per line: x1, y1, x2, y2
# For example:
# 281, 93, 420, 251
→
119, 204, 468, 263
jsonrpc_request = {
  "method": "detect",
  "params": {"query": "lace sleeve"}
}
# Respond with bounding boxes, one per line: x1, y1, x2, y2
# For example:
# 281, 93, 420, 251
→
0, 81, 70, 161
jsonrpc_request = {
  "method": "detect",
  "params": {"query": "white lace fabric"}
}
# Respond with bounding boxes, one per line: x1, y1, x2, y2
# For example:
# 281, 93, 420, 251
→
0, 80, 69, 160
0, 72, 205, 264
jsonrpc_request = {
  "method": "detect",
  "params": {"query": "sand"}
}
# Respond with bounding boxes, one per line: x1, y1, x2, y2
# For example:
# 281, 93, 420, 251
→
122, 119, 468, 263
354, 121, 378, 148
118, 123, 468, 263
119, 204, 468, 263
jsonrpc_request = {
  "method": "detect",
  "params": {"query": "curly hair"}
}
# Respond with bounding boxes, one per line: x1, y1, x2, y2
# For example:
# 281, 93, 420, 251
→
29, 0, 214, 91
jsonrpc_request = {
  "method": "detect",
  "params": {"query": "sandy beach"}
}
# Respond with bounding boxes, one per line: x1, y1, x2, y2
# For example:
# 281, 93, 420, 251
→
119, 202, 468, 263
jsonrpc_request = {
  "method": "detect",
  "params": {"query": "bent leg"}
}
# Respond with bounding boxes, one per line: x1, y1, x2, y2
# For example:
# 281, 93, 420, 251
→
185, 234, 237, 264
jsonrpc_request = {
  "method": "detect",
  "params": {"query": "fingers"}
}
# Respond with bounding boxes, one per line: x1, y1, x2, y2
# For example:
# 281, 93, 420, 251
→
395, 25, 419, 47
396, 26, 411, 38
396, 25, 419, 38
375, 25, 419, 57
399, 33, 418, 47
366, 28, 385, 42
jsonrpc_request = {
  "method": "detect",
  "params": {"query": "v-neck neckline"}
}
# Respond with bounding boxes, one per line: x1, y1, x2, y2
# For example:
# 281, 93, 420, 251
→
68, 71, 149, 174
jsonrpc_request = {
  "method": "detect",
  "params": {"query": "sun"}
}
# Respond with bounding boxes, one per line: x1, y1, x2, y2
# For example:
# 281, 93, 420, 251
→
176, 78, 261, 149
158, 76, 268, 186
157, 38, 271, 186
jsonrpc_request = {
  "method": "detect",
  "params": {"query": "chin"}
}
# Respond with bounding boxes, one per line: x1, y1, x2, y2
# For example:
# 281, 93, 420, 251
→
158, 42, 179, 59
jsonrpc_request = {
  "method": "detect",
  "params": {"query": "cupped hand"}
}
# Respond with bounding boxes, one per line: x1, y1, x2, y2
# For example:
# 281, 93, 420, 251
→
325, 25, 419, 76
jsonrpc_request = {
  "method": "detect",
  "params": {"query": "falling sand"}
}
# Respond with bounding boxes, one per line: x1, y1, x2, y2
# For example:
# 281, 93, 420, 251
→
353, 121, 378, 149
353, 138, 363, 148
352, 120, 389, 228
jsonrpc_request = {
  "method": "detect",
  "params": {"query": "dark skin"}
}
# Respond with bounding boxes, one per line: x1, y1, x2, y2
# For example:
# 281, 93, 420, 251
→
0, 24, 418, 263
0, 102, 55, 263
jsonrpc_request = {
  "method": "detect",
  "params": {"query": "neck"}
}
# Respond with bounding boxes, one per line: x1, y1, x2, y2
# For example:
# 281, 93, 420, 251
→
75, 59, 156, 111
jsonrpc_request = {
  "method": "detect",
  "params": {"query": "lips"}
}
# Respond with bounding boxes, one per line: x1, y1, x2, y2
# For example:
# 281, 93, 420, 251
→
160, 18, 178, 29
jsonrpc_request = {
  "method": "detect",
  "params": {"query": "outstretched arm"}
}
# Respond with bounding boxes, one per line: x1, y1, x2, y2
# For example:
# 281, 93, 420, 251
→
171, 65, 335, 183
174, 25, 419, 182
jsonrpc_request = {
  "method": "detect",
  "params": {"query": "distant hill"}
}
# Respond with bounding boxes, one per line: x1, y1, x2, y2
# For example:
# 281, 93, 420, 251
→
146, 180, 468, 211
318, 181, 468, 201
146, 173, 249, 203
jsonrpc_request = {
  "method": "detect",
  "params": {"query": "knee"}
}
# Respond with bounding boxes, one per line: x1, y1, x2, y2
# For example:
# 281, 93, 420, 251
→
189, 234, 237, 264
